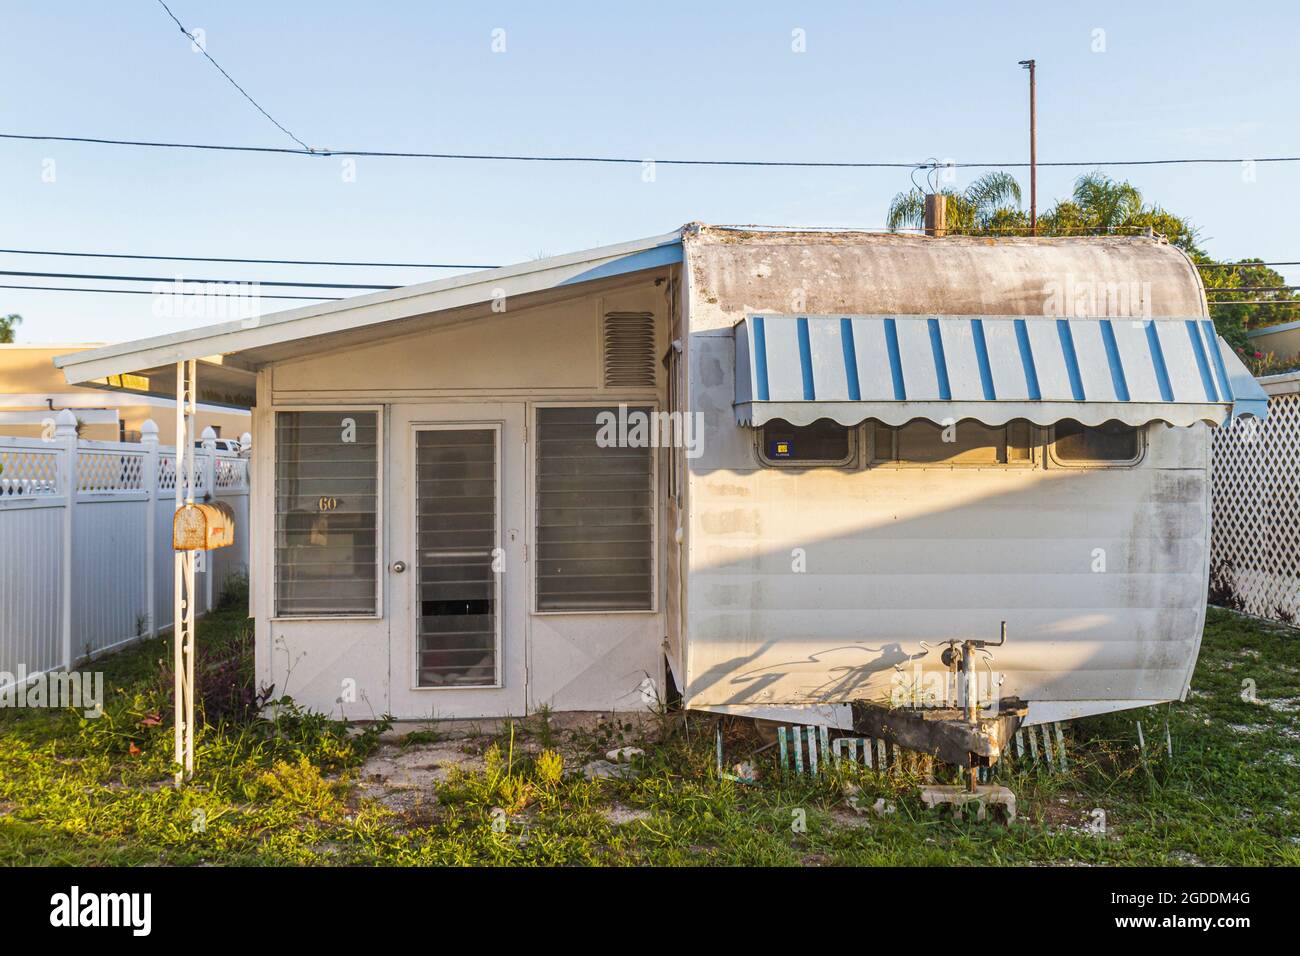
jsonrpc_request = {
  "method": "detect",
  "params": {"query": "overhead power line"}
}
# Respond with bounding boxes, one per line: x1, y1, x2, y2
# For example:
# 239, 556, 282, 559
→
0, 269, 395, 290
3, 282, 1292, 308
1197, 262, 1300, 269
1209, 300, 1300, 306
1206, 286, 1300, 293
2, 132, 1297, 170
0, 283, 338, 300
154, 0, 311, 151
0, 247, 497, 269
0, 247, 1292, 273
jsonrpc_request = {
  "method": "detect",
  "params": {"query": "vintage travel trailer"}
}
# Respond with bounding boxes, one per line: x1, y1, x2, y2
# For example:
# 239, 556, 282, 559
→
54, 225, 1267, 742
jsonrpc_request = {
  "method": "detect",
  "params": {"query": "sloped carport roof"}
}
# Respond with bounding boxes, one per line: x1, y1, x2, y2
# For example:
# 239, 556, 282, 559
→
53, 229, 684, 403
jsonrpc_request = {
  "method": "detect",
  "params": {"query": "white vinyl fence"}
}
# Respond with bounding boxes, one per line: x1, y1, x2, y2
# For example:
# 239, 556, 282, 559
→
1211, 370, 1300, 625
0, 414, 250, 686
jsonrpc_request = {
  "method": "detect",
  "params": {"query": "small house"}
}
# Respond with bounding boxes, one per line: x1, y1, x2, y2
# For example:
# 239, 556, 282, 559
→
54, 225, 1267, 733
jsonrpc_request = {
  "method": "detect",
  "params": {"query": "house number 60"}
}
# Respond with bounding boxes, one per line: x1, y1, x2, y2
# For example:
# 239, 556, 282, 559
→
318, 496, 338, 512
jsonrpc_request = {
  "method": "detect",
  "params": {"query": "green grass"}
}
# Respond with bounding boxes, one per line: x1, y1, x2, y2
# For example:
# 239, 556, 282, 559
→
1, 605, 1297, 866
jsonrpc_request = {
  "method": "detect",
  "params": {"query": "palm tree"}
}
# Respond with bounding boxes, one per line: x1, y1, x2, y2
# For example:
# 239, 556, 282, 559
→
886, 171, 1024, 234
1070, 173, 1143, 228
0, 313, 20, 343
1038, 172, 1199, 250
886, 170, 1285, 354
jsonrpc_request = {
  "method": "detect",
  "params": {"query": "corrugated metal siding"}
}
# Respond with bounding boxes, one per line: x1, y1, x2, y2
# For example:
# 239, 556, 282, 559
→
686, 451, 1207, 707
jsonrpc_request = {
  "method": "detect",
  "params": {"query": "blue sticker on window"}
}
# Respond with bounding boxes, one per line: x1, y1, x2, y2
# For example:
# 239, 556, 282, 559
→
768, 440, 793, 459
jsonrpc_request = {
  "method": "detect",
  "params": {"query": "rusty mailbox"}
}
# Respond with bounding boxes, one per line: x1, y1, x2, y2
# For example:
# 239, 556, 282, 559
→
173, 501, 236, 551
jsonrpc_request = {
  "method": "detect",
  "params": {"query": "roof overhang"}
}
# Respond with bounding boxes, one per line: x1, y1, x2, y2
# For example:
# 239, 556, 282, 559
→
77, 356, 258, 408
53, 230, 684, 393
734, 314, 1269, 429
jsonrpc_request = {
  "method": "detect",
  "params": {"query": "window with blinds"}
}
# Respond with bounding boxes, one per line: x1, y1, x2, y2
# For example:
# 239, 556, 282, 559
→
275, 410, 379, 616
536, 406, 654, 611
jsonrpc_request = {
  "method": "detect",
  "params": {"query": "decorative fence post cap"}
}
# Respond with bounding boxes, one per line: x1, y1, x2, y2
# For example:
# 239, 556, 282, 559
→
54, 408, 79, 437
140, 419, 160, 444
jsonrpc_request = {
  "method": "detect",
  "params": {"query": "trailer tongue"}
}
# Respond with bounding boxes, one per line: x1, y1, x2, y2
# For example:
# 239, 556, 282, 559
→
850, 622, 1025, 819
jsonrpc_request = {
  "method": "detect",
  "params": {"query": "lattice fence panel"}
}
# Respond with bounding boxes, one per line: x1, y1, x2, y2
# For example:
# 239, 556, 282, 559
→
214, 456, 248, 491
156, 453, 219, 495
1211, 389, 1300, 625
0, 447, 61, 498
77, 450, 146, 494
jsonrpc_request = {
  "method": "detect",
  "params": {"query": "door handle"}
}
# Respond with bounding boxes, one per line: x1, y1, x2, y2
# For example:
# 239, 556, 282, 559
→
391, 561, 407, 574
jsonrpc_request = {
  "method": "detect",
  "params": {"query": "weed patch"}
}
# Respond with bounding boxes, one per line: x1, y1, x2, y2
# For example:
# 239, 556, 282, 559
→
1, 605, 1296, 866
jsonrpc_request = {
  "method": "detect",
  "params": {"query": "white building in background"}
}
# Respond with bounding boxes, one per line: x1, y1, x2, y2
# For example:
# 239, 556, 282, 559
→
0, 344, 249, 443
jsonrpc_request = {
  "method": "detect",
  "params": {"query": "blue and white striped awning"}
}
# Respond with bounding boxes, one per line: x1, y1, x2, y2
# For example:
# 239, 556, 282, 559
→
734, 315, 1269, 428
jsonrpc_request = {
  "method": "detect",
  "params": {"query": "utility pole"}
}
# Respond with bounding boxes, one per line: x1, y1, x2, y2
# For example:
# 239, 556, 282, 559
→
1018, 58, 1037, 235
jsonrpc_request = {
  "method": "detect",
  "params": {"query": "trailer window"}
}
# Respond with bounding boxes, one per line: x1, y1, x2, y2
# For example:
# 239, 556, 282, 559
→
274, 410, 379, 617
758, 419, 855, 466
536, 406, 654, 611
1051, 420, 1141, 464
873, 420, 1032, 465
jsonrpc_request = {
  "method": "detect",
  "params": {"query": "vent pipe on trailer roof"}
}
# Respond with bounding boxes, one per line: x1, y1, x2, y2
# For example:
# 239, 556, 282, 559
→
924, 192, 947, 238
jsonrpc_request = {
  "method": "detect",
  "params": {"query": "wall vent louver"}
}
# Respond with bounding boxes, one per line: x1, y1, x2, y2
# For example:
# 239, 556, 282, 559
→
602, 311, 656, 388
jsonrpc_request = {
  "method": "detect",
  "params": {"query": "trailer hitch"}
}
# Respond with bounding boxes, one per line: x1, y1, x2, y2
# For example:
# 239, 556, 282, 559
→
850, 621, 1025, 792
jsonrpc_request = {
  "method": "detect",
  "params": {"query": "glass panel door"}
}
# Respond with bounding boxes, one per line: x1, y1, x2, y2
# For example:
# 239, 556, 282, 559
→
414, 425, 500, 687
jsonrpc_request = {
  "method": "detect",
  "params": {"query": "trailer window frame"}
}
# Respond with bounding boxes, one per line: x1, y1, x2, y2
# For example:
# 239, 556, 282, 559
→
1046, 420, 1146, 469
755, 419, 859, 468
867, 419, 1038, 469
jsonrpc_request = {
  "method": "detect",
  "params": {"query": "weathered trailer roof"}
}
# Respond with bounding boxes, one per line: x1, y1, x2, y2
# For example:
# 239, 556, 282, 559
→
734, 313, 1268, 427
683, 227, 1214, 322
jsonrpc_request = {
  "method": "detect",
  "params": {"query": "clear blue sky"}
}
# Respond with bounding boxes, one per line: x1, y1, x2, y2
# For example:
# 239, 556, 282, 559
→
2, 0, 1297, 343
